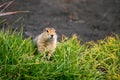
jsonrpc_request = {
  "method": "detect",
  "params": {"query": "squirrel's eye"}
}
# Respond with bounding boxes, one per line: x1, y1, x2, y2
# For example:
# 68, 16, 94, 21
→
46, 30, 48, 32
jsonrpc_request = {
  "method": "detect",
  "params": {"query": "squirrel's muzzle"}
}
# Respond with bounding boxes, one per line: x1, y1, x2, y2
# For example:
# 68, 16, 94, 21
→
51, 35, 53, 38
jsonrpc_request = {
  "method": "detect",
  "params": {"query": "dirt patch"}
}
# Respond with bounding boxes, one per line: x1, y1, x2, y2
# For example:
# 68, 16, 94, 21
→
0, 0, 120, 41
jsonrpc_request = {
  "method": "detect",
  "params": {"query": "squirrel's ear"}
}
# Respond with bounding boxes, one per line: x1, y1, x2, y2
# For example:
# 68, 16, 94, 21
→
43, 28, 48, 32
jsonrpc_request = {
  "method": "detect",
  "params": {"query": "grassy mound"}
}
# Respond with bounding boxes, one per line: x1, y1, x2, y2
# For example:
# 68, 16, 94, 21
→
0, 30, 120, 80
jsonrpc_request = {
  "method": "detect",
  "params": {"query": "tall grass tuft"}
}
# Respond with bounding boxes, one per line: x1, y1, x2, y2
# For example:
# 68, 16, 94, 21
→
0, 29, 120, 79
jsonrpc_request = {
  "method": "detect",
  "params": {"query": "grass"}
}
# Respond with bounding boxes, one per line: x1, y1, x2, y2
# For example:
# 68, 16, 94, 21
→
0, 29, 120, 80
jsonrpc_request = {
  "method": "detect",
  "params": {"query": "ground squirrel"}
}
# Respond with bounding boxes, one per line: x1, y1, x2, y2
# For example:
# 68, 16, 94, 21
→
34, 27, 57, 60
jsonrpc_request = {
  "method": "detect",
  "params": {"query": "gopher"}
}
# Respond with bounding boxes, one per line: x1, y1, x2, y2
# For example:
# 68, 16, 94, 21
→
34, 27, 57, 60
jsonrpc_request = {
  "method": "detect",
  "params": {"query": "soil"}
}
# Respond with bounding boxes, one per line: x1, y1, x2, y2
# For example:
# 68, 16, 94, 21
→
0, 0, 120, 42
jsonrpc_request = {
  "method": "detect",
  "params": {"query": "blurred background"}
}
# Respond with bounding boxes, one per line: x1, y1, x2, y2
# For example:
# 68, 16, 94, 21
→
0, 0, 120, 41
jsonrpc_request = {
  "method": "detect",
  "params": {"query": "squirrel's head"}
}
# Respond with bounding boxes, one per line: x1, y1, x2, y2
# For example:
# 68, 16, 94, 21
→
42, 27, 57, 41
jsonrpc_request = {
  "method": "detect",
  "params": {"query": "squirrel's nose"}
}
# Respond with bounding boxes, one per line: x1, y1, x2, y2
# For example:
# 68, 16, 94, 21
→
51, 35, 53, 38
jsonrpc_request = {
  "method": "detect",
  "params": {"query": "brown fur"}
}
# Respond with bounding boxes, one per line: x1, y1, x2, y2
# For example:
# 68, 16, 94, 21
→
34, 27, 57, 60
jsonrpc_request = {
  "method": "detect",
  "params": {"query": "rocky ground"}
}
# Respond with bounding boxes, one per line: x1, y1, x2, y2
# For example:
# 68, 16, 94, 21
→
0, 0, 120, 41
